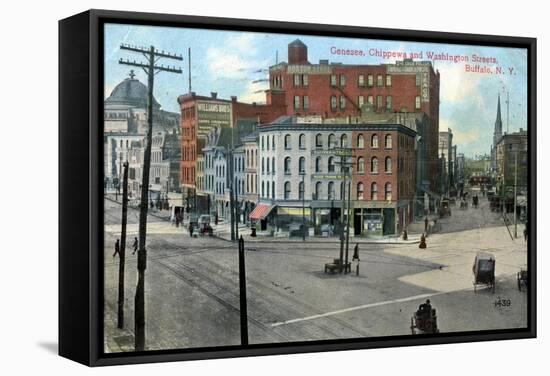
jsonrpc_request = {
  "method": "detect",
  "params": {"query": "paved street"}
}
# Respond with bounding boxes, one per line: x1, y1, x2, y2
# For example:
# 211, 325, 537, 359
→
103, 191, 527, 352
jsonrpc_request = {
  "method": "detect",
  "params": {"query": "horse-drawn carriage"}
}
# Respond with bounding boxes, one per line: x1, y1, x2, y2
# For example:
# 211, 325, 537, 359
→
473, 252, 496, 293
410, 299, 439, 334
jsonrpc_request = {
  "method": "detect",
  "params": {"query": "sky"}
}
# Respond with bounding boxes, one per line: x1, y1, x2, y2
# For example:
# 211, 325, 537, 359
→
104, 23, 528, 158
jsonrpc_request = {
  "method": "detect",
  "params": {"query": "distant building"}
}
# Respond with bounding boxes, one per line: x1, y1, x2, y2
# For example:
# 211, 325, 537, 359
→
438, 129, 453, 195
496, 129, 528, 213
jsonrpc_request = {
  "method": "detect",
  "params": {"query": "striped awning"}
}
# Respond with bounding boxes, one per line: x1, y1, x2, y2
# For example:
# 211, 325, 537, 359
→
249, 203, 274, 220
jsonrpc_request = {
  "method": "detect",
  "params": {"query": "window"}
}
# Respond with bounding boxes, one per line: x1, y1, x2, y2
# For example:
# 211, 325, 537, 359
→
358, 95, 365, 108
385, 134, 392, 149
272, 181, 275, 199
315, 182, 322, 200
261, 136, 265, 150
385, 182, 392, 201
330, 74, 337, 87
340, 134, 348, 147
371, 182, 378, 200
303, 96, 309, 110
284, 134, 291, 150
367, 74, 374, 87
299, 181, 304, 200
371, 157, 379, 173
415, 73, 421, 86
330, 96, 337, 110
377, 74, 383, 87
266, 135, 270, 151
302, 74, 309, 86
357, 157, 365, 173
267, 181, 270, 198
358, 74, 365, 87
340, 74, 346, 86
328, 182, 335, 200
371, 134, 379, 148
385, 157, 392, 173
272, 136, 275, 150
339, 96, 346, 110
328, 134, 336, 148
340, 181, 346, 200
315, 133, 323, 148
284, 157, 291, 175
272, 156, 276, 174
285, 181, 290, 200
377, 95, 383, 109
386, 74, 392, 87
299, 133, 306, 149
415, 96, 421, 109
386, 95, 393, 111
261, 157, 264, 175
328, 156, 335, 172
367, 95, 374, 105
299, 156, 306, 173
315, 156, 322, 172
294, 74, 300, 86
357, 182, 364, 200
294, 95, 300, 110
357, 134, 365, 148
261, 181, 265, 197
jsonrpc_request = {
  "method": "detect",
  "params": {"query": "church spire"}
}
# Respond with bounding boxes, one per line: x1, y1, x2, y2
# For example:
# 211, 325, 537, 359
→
495, 93, 503, 136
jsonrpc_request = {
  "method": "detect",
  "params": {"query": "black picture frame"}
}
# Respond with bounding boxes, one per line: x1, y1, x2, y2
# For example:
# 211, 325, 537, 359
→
59, 9, 536, 367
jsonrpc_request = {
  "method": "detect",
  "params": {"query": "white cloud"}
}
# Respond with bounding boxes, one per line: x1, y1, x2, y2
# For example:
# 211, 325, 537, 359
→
239, 80, 269, 104
437, 63, 484, 106
226, 33, 258, 55
207, 48, 257, 80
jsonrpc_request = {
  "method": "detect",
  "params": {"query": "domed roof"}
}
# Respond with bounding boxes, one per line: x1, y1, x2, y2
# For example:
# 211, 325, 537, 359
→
288, 39, 306, 48
105, 71, 161, 110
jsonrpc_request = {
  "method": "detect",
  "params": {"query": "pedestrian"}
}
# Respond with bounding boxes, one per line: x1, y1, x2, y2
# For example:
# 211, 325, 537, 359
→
113, 239, 120, 258
132, 237, 138, 255
189, 222, 194, 237
150, 200, 154, 209
215, 212, 219, 226
419, 233, 427, 249
424, 216, 429, 232
352, 244, 360, 276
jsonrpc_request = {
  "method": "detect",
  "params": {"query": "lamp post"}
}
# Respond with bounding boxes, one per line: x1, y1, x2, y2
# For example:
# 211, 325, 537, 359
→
300, 171, 306, 241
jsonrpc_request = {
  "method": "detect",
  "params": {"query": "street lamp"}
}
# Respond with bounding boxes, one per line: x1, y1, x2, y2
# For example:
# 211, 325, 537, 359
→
300, 171, 306, 241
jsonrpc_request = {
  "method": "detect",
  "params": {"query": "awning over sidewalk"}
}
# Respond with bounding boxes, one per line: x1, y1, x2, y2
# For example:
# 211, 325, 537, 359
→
249, 203, 275, 220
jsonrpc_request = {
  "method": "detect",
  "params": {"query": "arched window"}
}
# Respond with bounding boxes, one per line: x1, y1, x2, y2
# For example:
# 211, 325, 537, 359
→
272, 157, 276, 174
299, 156, 306, 173
315, 133, 323, 148
299, 134, 306, 149
371, 157, 379, 173
284, 182, 291, 199
261, 136, 265, 150
385, 182, 392, 201
315, 182, 322, 200
340, 181, 345, 200
328, 181, 335, 200
315, 156, 322, 172
284, 134, 291, 150
341, 134, 348, 147
328, 134, 336, 148
246, 150, 250, 167
385, 134, 392, 149
261, 181, 265, 197
266, 181, 270, 198
284, 157, 291, 175
266, 135, 270, 151
328, 156, 335, 172
371, 134, 379, 148
299, 181, 304, 200
357, 157, 365, 174
371, 182, 378, 200
385, 156, 392, 173
261, 157, 264, 174
357, 182, 364, 200
272, 181, 275, 198
357, 134, 365, 148
272, 135, 275, 150
266, 157, 270, 174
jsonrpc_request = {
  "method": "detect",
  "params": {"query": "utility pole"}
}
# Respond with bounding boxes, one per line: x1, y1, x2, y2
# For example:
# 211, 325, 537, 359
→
117, 161, 129, 328
238, 236, 249, 345
514, 151, 518, 238
301, 172, 306, 242
339, 162, 346, 273
234, 175, 239, 240
344, 179, 351, 271
119, 44, 182, 351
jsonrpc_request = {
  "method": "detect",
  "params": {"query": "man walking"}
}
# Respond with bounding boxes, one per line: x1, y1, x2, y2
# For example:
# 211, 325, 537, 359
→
352, 244, 360, 276
113, 239, 120, 258
132, 237, 138, 255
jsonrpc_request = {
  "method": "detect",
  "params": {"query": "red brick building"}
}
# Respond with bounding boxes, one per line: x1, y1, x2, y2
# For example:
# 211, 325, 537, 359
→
267, 39, 440, 192
351, 124, 416, 236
